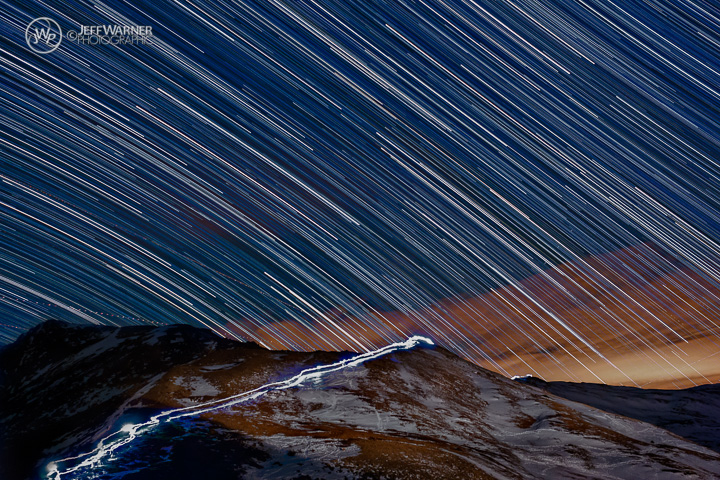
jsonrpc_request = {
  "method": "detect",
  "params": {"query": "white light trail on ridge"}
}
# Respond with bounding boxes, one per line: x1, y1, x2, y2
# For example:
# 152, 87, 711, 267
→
46, 335, 434, 479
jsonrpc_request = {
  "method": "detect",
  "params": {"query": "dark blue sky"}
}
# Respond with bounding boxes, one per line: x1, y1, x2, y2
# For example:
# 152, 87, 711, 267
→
1, 0, 720, 367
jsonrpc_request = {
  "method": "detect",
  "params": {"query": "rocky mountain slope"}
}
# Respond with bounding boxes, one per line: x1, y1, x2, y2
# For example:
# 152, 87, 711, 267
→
515, 376, 720, 454
1, 320, 719, 480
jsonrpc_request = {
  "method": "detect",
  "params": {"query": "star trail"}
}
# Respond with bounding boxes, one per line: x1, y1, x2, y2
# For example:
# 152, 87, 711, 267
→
1, 0, 720, 387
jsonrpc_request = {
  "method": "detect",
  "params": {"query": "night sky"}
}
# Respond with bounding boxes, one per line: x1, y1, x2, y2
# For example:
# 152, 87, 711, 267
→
1, 0, 720, 386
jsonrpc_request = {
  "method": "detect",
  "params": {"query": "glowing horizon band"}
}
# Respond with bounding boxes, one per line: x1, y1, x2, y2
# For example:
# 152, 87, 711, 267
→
46, 335, 434, 479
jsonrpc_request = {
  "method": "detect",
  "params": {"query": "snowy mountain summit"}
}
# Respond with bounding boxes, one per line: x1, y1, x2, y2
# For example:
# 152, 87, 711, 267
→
1, 320, 719, 479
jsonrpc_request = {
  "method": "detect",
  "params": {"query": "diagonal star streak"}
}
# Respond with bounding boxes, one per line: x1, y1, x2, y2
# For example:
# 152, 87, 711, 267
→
2, 0, 720, 389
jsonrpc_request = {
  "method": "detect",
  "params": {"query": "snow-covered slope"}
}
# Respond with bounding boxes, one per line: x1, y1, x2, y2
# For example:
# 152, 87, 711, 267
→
2, 321, 719, 480
514, 376, 720, 455
0, 320, 253, 480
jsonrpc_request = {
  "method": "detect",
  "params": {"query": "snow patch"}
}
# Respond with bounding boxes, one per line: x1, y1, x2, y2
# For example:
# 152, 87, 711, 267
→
173, 376, 220, 397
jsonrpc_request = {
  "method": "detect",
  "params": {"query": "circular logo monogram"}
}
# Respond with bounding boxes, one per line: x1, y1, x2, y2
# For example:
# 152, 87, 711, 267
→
25, 17, 62, 54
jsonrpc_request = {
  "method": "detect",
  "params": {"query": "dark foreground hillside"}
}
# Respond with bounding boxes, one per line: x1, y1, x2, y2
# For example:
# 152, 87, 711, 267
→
1, 320, 719, 480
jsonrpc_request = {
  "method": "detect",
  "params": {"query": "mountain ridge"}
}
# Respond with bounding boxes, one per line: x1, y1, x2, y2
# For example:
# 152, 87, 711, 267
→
2, 320, 720, 480
514, 375, 720, 454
